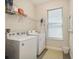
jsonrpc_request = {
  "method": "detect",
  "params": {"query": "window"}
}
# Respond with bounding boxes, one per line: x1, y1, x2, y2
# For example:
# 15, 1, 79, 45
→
48, 8, 63, 40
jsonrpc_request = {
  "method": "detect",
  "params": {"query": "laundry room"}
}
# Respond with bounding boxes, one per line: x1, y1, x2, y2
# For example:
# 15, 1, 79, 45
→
5, 0, 73, 59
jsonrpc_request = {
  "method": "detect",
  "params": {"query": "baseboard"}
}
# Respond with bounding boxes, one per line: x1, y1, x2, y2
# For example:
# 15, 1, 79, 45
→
46, 46, 63, 51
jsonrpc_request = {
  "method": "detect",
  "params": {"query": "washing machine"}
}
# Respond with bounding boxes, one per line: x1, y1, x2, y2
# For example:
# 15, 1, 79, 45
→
6, 32, 37, 59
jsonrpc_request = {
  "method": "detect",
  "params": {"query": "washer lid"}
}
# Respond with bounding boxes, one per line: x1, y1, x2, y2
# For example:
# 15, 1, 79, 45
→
7, 35, 37, 41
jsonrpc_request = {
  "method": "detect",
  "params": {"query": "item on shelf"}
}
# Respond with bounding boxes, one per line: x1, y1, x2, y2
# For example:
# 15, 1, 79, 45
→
5, 0, 15, 15
17, 8, 27, 16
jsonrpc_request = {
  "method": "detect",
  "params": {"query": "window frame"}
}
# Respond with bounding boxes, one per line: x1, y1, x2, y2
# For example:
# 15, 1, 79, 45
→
47, 7, 64, 40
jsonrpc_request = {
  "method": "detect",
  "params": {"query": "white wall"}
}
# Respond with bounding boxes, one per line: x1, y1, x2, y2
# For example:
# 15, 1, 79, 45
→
35, 0, 70, 50
70, 32, 73, 59
69, 0, 73, 58
5, 0, 36, 32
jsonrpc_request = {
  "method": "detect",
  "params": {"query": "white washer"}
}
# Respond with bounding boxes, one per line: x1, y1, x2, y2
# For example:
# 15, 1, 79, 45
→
6, 32, 37, 59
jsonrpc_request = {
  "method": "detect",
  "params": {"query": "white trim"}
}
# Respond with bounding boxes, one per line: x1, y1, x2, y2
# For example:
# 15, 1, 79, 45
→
46, 46, 63, 51
70, 50, 73, 59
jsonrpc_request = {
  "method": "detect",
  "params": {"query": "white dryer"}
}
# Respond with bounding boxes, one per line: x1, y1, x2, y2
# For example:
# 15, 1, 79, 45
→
37, 32, 45, 55
27, 31, 46, 55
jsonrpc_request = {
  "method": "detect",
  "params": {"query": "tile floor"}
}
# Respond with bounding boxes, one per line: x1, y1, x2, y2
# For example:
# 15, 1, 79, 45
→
6, 49, 70, 59
38, 49, 70, 59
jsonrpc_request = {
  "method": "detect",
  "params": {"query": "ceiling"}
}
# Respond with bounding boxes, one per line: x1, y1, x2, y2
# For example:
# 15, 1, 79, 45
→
31, 0, 69, 5
31, 0, 50, 5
